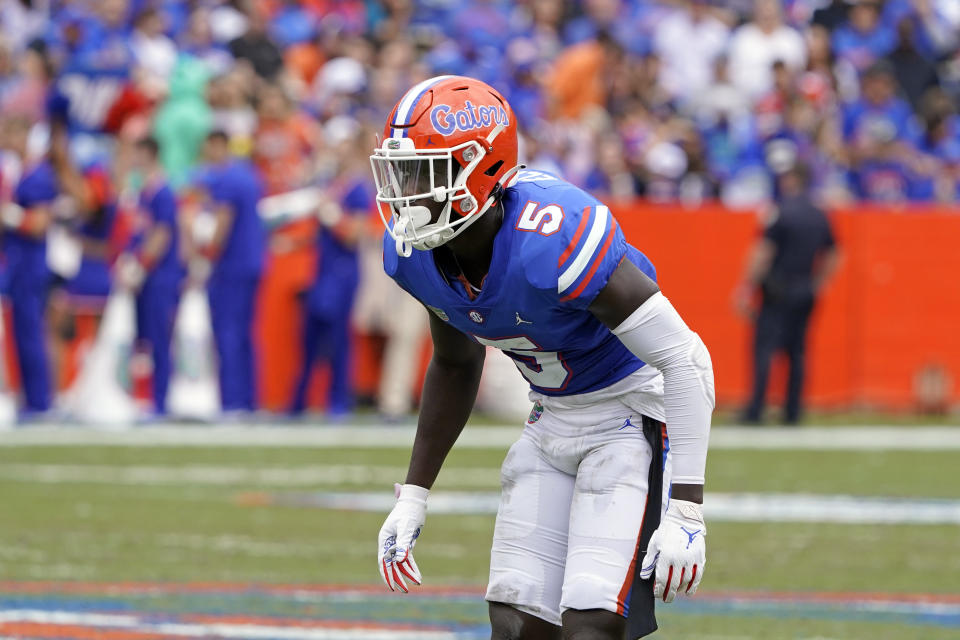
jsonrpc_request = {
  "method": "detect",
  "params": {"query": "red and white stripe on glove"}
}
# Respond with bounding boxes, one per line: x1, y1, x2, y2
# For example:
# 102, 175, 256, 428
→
377, 483, 428, 593
639, 499, 706, 603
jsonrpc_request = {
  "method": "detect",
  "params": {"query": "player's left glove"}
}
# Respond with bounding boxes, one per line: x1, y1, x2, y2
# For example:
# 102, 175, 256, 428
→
377, 483, 427, 593
639, 499, 706, 603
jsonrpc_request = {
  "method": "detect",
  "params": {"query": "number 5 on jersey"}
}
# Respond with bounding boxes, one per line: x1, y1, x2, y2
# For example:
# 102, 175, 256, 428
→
475, 335, 571, 391
516, 201, 563, 236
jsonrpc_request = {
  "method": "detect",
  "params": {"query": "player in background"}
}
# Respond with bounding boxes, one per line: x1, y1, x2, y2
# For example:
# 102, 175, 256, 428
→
289, 119, 371, 418
47, 119, 118, 375
188, 131, 266, 415
0, 114, 56, 416
373, 76, 714, 639
114, 136, 185, 416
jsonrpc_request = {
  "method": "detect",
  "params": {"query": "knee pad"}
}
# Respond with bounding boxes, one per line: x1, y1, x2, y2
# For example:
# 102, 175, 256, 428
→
561, 573, 620, 616
486, 571, 559, 626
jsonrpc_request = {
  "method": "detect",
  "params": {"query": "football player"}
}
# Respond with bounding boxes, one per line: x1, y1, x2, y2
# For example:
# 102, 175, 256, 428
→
373, 76, 714, 639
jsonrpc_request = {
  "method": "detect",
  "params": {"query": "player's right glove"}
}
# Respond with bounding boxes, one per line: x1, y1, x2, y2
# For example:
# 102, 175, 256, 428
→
377, 483, 427, 593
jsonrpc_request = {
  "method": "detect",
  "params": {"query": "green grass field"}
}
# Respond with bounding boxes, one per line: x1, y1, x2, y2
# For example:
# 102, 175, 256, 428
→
1, 427, 958, 639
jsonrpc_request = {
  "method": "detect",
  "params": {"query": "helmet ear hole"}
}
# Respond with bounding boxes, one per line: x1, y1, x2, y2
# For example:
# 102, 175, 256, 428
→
450, 159, 464, 184
484, 160, 504, 177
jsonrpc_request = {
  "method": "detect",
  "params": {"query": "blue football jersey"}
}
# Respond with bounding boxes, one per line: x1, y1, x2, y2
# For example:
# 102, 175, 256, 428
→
384, 170, 657, 397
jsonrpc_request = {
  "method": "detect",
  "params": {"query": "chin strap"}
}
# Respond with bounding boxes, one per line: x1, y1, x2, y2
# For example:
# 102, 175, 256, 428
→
393, 216, 413, 257
496, 163, 525, 191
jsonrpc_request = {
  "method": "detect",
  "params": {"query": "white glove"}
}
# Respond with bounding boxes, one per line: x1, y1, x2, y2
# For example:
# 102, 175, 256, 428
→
639, 499, 706, 603
377, 483, 428, 593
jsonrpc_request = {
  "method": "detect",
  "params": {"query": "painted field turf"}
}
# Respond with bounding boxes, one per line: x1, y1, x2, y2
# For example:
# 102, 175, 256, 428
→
0, 429, 957, 638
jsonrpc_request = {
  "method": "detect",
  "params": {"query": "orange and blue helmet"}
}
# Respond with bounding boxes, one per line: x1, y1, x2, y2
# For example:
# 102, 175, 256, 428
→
371, 75, 520, 256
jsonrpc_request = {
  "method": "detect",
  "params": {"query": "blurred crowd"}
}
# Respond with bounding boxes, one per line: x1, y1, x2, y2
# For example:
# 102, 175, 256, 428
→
0, 0, 958, 422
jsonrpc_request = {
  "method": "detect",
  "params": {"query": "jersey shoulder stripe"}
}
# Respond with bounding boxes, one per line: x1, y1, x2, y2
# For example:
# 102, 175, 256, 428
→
558, 206, 592, 267
558, 204, 612, 295
560, 216, 619, 302
506, 176, 627, 307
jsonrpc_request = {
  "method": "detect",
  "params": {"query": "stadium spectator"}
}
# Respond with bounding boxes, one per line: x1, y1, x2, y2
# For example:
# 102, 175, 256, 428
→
191, 130, 266, 415
842, 61, 925, 201
676, 119, 721, 203
153, 56, 212, 188
283, 29, 328, 92
0, 36, 14, 102
727, 0, 807, 100
0, 40, 53, 123
250, 83, 320, 196
916, 89, 960, 200
802, 25, 850, 107
562, 0, 637, 47
502, 39, 547, 132
755, 60, 799, 138
811, 0, 851, 31
653, 0, 731, 105
584, 132, 642, 200
885, 17, 941, 111
736, 163, 839, 425
310, 54, 368, 121
130, 7, 177, 89
206, 70, 257, 153
269, 0, 319, 50
891, 0, 959, 61
208, 1, 249, 45
0, 0, 46, 54
831, 0, 896, 72
228, 4, 284, 81
179, 7, 235, 76
545, 29, 623, 121
448, 0, 512, 58
512, 0, 564, 63
689, 54, 752, 125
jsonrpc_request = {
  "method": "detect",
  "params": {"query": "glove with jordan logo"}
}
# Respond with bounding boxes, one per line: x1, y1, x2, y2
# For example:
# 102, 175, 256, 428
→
639, 499, 706, 603
377, 483, 428, 593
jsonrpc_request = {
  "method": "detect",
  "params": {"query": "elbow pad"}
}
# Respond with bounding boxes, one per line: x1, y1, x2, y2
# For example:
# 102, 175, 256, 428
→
612, 292, 714, 484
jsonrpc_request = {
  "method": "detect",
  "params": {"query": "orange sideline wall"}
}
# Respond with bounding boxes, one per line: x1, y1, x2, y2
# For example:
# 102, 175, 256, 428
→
4, 202, 957, 413
608, 201, 960, 411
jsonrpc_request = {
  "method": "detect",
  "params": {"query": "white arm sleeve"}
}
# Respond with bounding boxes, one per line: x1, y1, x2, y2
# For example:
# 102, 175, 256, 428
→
612, 292, 714, 484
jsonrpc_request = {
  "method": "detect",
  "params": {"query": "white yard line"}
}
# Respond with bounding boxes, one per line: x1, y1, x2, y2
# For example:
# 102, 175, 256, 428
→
705, 493, 960, 525
1, 425, 960, 450
8, 458, 957, 523
285, 491, 960, 525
